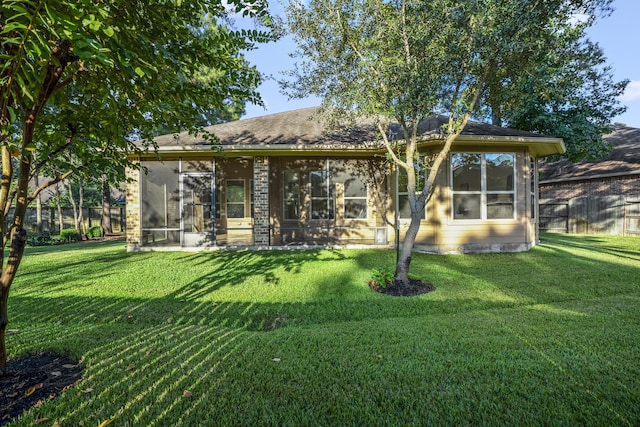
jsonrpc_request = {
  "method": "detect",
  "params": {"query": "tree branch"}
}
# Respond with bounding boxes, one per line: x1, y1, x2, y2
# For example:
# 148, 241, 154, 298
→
28, 170, 73, 202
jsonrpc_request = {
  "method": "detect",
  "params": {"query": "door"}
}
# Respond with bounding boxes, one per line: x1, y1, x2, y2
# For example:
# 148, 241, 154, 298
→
181, 173, 214, 247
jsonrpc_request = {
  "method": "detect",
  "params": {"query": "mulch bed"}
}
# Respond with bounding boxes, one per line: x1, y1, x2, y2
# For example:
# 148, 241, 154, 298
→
369, 278, 435, 296
0, 352, 84, 426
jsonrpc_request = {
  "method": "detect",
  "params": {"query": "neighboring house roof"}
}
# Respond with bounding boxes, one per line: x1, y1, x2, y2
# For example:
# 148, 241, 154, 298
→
540, 125, 640, 183
141, 106, 564, 158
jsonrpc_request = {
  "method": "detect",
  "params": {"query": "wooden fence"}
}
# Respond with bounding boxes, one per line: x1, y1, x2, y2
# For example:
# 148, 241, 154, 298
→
14, 206, 126, 235
539, 196, 640, 236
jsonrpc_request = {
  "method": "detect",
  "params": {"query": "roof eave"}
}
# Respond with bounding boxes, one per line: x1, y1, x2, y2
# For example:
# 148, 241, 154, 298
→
130, 135, 565, 159
418, 134, 566, 158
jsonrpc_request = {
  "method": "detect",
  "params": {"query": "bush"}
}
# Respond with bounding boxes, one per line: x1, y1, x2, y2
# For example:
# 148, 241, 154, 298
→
60, 228, 80, 242
87, 226, 102, 238
370, 267, 394, 289
27, 230, 54, 246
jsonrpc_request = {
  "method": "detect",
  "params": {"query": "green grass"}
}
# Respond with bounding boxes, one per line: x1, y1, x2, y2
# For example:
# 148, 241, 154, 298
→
5, 233, 640, 426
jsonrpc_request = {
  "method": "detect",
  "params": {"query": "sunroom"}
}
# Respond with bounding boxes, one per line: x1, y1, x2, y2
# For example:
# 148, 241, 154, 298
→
125, 107, 564, 253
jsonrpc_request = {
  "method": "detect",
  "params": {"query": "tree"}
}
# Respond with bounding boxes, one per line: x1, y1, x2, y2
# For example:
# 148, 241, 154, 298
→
0, 0, 274, 373
283, 0, 615, 287
487, 28, 627, 161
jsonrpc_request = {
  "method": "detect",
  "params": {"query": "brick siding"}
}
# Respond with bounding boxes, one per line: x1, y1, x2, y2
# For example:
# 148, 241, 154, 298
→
253, 156, 270, 245
125, 162, 141, 250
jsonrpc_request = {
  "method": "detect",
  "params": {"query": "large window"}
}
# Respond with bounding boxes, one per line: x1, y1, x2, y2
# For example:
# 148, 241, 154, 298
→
226, 180, 246, 218
451, 153, 515, 220
283, 170, 300, 220
343, 176, 367, 219
310, 170, 334, 220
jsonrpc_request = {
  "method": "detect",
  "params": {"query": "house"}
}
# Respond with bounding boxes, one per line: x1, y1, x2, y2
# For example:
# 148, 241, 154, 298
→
126, 107, 565, 253
539, 124, 640, 234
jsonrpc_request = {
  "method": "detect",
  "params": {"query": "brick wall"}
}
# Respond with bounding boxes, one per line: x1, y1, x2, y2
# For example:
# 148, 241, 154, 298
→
540, 174, 640, 201
125, 161, 141, 251
253, 156, 270, 246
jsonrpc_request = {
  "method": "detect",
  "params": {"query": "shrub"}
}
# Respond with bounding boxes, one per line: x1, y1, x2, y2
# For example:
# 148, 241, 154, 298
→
60, 228, 80, 242
88, 226, 102, 238
370, 267, 394, 289
27, 231, 53, 246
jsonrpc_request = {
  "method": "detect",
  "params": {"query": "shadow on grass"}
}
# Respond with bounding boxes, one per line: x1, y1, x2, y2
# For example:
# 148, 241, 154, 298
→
5, 236, 640, 425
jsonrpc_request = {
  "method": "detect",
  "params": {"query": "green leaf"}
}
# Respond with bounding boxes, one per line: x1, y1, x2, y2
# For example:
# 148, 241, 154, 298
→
134, 67, 145, 77
102, 26, 115, 38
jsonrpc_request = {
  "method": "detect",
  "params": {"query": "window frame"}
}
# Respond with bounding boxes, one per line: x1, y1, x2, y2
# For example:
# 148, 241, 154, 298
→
309, 168, 334, 221
225, 179, 246, 219
283, 169, 301, 220
343, 175, 368, 220
396, 158, 427, 221
450, 152, 517, 221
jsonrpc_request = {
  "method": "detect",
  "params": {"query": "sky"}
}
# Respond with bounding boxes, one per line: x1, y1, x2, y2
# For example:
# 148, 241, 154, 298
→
241, 0, 640, 128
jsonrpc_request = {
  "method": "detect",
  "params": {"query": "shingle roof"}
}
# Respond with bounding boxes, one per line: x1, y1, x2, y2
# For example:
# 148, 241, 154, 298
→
539, 125, 640, 182
150, 106, 551, 148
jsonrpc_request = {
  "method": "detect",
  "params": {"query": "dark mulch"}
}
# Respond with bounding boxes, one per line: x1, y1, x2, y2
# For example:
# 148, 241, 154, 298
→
369, 278, 435, 296
0, 351, 84, 426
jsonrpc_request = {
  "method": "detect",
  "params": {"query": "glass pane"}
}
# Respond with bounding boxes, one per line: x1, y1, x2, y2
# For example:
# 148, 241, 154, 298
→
399, 193, 425, 219
345, 199, 367, 219
284, 171, 300, 220
141, 161, 180, 228
398, 194, 412, 218
227, 203, 245, 218
452, 153, 481, 192
486, 153, 514, 191
311, 170, 329, 197
311, 200, 334, 220
487, 194, 514, 219
453, 194, 481, 219
226, 181, 245, 203
398, 162, 426, 192
344, 177, 366, 198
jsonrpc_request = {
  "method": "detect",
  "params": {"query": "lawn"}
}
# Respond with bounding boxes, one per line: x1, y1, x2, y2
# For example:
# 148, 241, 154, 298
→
4, 233, 640, 426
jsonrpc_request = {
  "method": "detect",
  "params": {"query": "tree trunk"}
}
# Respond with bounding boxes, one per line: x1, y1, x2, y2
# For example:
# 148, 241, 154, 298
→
0, 147, 32, 374
394, 209, 423, 286
66, 180, 82, 241
35, 175, 43, 233
101, 174, 112, 235
78, 179, 84, 239
55, 184, 64, 234
0, 229, 27, 374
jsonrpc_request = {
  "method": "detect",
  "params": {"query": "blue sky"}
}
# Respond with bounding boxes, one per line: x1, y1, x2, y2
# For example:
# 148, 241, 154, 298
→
242, 0, 640, 128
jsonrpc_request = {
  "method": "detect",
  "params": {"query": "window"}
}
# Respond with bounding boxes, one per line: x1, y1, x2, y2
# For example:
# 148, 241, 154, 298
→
226, 180, 245, 218
283, 170, 300, 220
310, 170, 334, 220
344, 176, 367, 219
451, 153, 515, 220
397, 160, 427, 219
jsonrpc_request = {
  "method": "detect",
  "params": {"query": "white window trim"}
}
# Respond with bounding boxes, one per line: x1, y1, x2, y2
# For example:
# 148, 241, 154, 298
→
343, 182, 369, 220
450, 152, 517, 221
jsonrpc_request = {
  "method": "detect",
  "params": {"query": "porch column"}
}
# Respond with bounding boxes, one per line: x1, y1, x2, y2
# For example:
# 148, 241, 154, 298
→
125, 159, 141, 251
253, 156, 270, 246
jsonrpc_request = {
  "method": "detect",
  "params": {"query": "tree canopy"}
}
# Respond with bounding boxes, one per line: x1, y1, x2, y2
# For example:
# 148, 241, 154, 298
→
0, 0, 275, 373
282, 0, 622, 286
